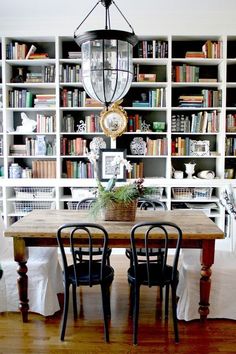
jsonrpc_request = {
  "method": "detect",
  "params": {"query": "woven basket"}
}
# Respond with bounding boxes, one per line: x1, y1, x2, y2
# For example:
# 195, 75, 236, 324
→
101, 200, 137, 221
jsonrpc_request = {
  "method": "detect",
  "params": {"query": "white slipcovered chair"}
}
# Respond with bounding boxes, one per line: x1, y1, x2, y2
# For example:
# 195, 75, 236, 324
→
177, 248, 236, 321
0, 217, 64, 316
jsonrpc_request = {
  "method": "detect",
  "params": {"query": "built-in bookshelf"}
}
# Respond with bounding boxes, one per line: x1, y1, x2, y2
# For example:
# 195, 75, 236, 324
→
0, 34, 236, 251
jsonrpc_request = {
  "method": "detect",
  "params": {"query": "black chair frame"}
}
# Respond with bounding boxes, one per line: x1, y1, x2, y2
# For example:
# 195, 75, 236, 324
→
127, 221, 182, 345
56, 222, 114, 342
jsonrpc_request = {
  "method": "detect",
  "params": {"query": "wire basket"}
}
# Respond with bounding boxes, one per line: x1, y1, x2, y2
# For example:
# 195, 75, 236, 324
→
145, 187, 164, 199
192, 187, 213, 199
14, 187, 55, 199
172, 187, 194, 200
172, 187, 213, 200
67, 201, 79, 210
13, 201, 56, 214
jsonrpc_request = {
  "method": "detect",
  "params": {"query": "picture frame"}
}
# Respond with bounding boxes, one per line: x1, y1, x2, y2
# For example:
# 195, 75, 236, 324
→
190, 140, 210, 156
99, 149, 126, 181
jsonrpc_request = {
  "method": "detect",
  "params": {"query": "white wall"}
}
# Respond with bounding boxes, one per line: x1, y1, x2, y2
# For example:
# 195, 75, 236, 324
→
1, 0, 236, 36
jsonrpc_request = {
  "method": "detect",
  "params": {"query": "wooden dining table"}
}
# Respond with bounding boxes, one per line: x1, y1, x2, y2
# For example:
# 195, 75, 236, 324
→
4, 209, 224, 323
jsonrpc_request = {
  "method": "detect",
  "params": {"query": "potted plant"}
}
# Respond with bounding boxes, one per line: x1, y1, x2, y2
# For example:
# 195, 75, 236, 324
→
87, 151, 155, 221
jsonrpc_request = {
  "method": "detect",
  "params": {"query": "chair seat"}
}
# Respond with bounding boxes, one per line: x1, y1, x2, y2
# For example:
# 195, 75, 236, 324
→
68, 262, 114, 285
128, 263, 177, 286
177, 249, 236, 321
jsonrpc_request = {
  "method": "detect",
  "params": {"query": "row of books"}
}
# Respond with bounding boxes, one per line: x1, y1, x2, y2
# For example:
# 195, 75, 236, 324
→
61, 137, 87, 156
225, 138, 236, 156
61, 89, 86, 107
145, 137, 168, 156
32, 160, 56, 178
132, 88, 166, 108
171, 111, 218, 133
134, 40, 168, 59
185, 40, 223, 59
226, 114, 236, 132
36, 114, 56, 133
25, 65, 55, 83
65, 160, 95, 179
6, 43, 49, 60
171, 137, 210, 156
126, 162, 144, 179
59, 64, 82, 83
172, 65, 200, 82
9, 90, 33, 108
127, 114, 143, 132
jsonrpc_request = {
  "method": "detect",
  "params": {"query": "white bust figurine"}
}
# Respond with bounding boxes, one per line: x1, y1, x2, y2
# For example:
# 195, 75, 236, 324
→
16, 112, 37, 133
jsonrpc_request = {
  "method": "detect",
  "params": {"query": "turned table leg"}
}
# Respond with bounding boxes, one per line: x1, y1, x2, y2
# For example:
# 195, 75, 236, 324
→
199, 240, 215, 320
14, 238, 29, 322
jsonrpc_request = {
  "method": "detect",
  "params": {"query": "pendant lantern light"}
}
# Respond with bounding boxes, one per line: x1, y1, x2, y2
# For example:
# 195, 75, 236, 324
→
74, 0, 138, 107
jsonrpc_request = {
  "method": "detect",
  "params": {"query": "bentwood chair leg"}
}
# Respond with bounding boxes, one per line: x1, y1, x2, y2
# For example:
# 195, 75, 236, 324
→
165, 284, 169, 319
133, 284, 140, 345
72, 284, 78, 319
101, 284, 110, 342
61, 285, 70, 341
171, 284, 179, 343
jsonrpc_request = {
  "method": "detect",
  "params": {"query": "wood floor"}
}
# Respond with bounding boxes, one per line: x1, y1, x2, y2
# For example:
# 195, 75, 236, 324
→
0, 254, 235, 354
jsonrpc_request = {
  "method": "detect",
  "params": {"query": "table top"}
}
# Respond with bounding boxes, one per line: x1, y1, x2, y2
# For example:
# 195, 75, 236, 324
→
4, 209, 224, 243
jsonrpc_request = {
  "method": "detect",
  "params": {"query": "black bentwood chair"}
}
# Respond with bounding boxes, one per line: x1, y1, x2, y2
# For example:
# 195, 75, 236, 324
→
75, 198, 112, 265
125, 199, 167, 267
56, 223, 114, 342
127, 221, 182, 345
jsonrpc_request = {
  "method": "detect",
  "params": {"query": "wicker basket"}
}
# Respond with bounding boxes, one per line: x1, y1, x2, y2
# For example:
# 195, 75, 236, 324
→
101, 200, 137, 221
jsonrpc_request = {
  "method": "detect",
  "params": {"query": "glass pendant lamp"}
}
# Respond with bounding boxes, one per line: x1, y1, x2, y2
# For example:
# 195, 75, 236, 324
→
74, 0, 138, 107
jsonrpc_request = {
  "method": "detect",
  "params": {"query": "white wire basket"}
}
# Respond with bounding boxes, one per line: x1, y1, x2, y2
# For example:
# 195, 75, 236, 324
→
14, 187, 55, 199
146, 187, 164, 199
172, 187, 213, 200
67, 201, 79, 210
172, 187, 194, 200
13, 201, 56, 214
192, 187, 213, 199
70, 187, 96, 200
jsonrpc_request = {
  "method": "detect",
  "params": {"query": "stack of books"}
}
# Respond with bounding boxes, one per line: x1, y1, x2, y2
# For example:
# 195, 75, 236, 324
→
178, 95, 204, 107
34, 94, 56, 108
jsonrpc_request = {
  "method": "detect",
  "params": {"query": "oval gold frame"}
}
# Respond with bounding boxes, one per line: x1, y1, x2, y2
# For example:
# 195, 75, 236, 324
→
100, 101, 128, 140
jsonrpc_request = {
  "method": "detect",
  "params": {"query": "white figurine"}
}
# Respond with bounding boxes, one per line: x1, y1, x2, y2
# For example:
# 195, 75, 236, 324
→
16, 112, 37, 133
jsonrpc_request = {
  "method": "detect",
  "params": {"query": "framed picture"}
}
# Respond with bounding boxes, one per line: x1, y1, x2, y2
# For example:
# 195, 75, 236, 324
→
190, 140, 210, 156
99, 149, 126, 181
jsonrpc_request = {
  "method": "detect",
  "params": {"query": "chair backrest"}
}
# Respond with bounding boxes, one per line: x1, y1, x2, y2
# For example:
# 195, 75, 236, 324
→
130, 221, 182, 286
139, 198, 167, 211
76, 197, 96, 210
56, 223, 109, 286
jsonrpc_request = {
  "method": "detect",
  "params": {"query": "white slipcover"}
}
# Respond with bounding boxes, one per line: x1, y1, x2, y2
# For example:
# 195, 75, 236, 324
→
0, 217, 64, 316
177, 249, 236, 321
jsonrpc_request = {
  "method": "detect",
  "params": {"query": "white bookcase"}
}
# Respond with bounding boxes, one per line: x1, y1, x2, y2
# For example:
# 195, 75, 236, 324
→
1, 34, 236, 250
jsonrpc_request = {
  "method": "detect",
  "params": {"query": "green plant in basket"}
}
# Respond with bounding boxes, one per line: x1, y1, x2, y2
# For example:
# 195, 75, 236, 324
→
86, 152, 156, 220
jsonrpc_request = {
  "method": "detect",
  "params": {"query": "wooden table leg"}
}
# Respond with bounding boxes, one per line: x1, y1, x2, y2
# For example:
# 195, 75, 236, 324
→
199, 239, 215, 321
14, 238, 29, 322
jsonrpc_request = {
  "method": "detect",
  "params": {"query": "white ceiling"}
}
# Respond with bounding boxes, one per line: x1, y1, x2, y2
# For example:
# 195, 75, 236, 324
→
1, 0, 236, 36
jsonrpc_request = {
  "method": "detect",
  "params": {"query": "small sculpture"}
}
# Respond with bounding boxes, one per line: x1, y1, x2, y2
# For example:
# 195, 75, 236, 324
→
185, 162, 196, 179
16, 112, 37, 133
